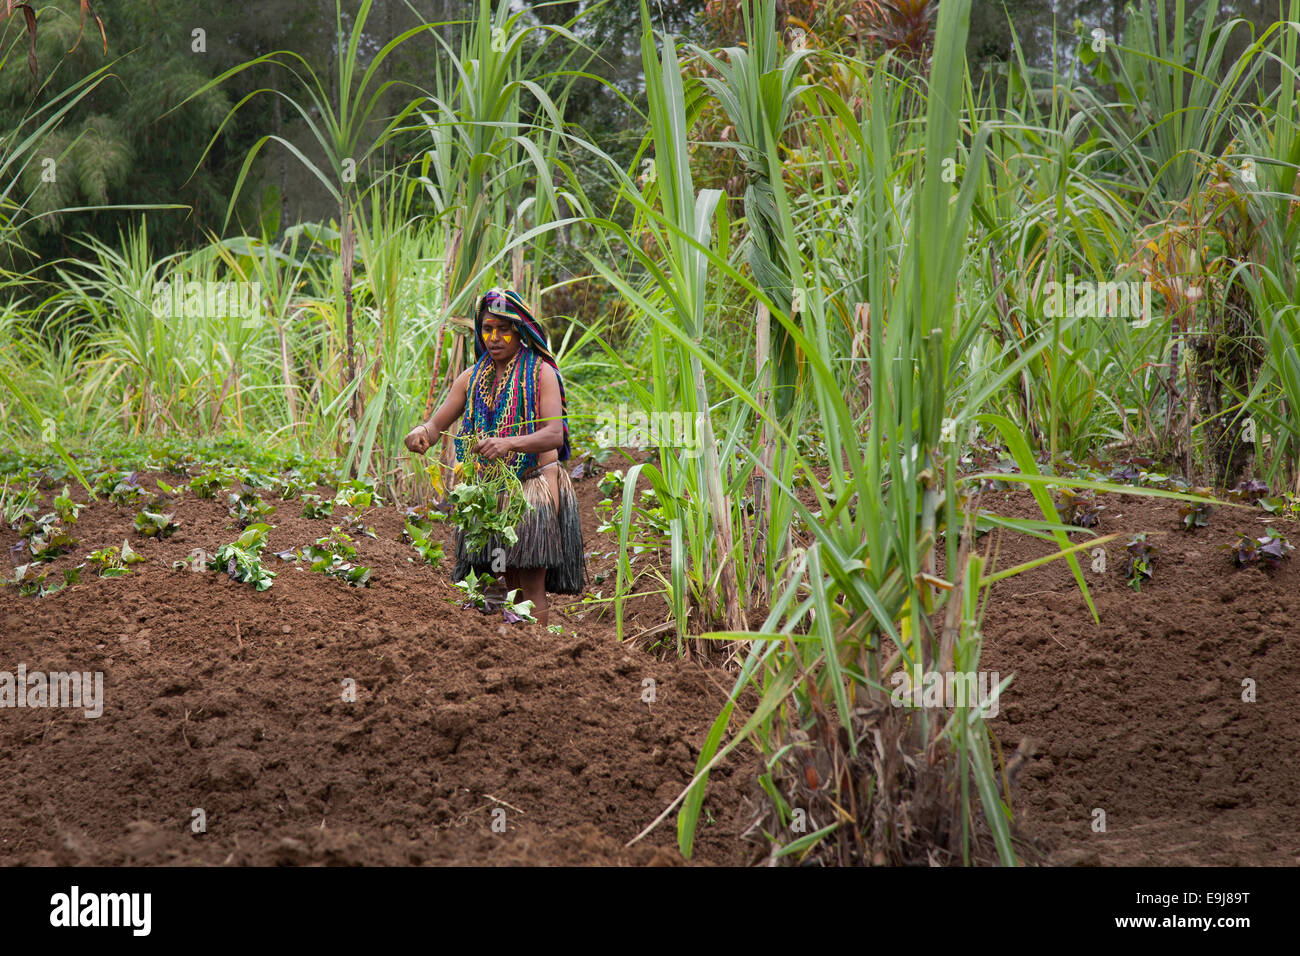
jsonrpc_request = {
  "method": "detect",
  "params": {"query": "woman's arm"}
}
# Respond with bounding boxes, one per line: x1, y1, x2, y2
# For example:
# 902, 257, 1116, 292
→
405, 369, 470, 455
474, 362, 564, 459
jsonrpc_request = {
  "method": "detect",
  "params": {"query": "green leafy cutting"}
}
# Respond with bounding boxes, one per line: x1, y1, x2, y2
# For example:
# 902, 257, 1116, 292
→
1054, 487, 1104, 528
333, 478, 383, 508
337, 514, 377, 538
448, 451, 528, 555
1225, 527, 1295, 569
452, 568, 498, 610
1227, 479, 1270, 505
2, 481, 39, 530
402, 503, 446, 525
92, 470, 123, 497
292, 528, 372, 586
209, 523, 276, 590
1177, 487, 1215, 531
334, 488, 375, 509
300, 493, 335, 519
134, 509, 179, 538
597, 469, 625, 501
28, 522, 77, 562
325, 563, 372, 587
107, 474, 148, 507
404, 520, 445, 567
228, 489, 276, 528
302, 528, 357, 567
1122, 533, 1157, 591
53, 485, 84, 524
501, 588, 536, 623
234, 467, 277, 491
86, 542, 140, 577
189, 473, 225, 498
154, 478, 183, 498
276, 473, 307, 499
9, 563, 79, 597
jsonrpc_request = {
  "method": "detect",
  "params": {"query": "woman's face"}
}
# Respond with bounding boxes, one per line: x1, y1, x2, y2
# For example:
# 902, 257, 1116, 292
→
482, 314, 521, 363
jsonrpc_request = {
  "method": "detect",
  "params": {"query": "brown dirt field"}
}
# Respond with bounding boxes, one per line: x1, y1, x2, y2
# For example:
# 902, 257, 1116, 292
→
0, 462, 757, 866
978, 488, 1300, 865
4, 454, 1298, 866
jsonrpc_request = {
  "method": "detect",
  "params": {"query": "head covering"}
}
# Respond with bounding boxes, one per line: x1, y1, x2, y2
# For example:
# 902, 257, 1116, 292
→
472, 288, 572, 461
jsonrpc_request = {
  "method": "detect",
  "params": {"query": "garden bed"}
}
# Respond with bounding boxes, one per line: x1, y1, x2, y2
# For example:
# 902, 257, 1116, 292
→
2, 458, 1296, 865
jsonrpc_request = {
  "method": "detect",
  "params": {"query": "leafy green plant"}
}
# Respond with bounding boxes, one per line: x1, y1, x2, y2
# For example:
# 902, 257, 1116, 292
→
294, 529, 371, 585
452, 568, 498, 611
53, 485, 84, 524
501, 589, 536, 623
163, 454, 197, 476
596, 486, 671, 547
1227, 479, 1270, 505
92, 470, 124, 497
597, 469, 624, 501
228, 489, 276, 528
319, 560, 372, 586
107, 474, 148, 507
1225, 527, 1295, 569
86, 546, 120, 575
154, 479, 183, 499
448, 450, 527, 555
9, 563, 78, 598
401, 503, 445, 526
134, 509, 179, 538
209, 523, 276, 590
1108, 462, 1143, 485
189, 473, 225, 498
121, 539, 146, 565
15, 569, 46, 597
1177, 488, 1215, 530
86, 540, 144, 577
302, 528, 357, 565
404, 520, 444, 567
1123, 533, 1158, 590
337, 514, 376, 538
333, 479, 382, 509
1, 479, 40, 529
276, 474, 307, 500
28, 523, 76, 562
232, 468, 277, 491
1055, 488, 1104, 528
301, 494, 335, 519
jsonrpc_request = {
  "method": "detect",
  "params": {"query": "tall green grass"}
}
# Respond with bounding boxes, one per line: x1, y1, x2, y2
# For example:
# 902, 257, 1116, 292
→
0, 0, 1297, 866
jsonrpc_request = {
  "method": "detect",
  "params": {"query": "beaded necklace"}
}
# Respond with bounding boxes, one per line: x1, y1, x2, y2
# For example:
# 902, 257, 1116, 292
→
455, 347, 540, 478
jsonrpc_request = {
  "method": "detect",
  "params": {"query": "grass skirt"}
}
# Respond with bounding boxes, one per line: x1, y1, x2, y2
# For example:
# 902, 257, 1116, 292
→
452, 466, 586, 595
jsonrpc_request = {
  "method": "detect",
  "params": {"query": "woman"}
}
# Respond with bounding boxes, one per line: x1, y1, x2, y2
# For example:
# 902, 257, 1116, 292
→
404, 288, 585, 626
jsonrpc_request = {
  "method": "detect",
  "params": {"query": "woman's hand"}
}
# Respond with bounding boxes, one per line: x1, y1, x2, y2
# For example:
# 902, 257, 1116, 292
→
405, 424, 433, 455
472, 436, 516, 460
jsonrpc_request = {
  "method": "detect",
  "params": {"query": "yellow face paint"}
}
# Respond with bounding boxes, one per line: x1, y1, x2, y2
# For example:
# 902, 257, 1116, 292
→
483, 326, 514, 342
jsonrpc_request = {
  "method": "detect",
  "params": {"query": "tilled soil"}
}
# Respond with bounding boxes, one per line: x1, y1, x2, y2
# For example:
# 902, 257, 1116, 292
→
4, 459, 1297, 866
0, 465, 755, 866
978, 488, 1300, 865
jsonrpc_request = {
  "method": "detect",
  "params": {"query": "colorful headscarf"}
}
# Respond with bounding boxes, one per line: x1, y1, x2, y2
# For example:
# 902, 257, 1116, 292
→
468, 288, 572, 462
